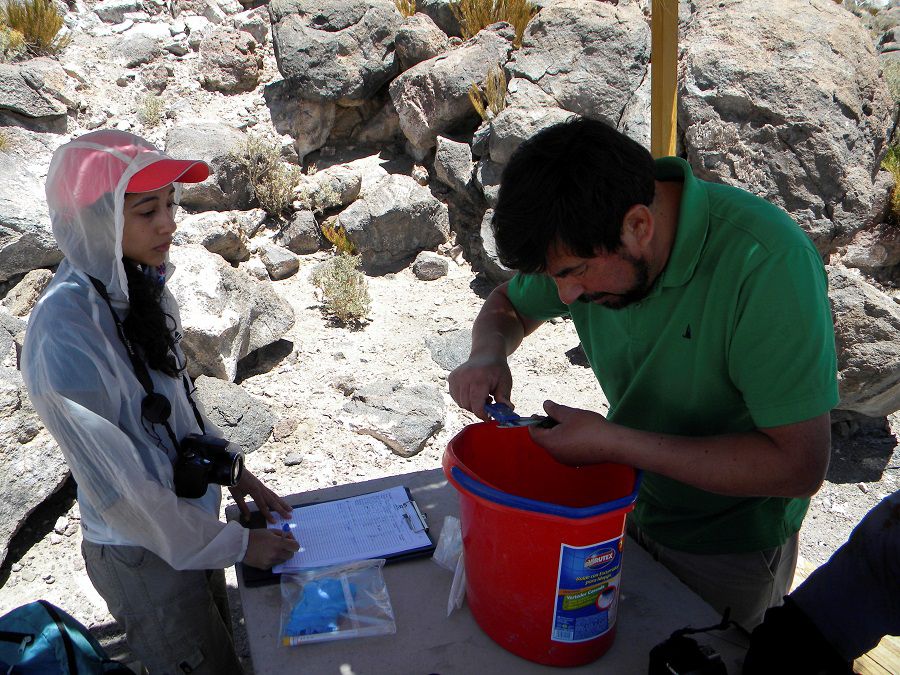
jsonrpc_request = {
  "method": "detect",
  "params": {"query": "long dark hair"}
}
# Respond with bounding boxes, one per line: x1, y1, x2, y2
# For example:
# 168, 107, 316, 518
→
122, 259, 182, 377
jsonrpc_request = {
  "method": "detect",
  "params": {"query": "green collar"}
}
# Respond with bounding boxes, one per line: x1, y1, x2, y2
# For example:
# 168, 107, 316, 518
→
654, 157, 709, 289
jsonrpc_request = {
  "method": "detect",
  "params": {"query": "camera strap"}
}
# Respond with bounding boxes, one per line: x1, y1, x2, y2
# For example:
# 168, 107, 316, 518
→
88, 275, 206, 452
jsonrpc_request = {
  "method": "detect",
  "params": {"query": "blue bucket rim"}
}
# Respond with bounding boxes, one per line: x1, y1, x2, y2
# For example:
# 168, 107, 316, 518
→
449, 466, 642, 519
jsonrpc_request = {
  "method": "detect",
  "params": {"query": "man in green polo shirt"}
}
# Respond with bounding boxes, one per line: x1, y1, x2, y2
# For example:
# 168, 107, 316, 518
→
448, 117, 838, 630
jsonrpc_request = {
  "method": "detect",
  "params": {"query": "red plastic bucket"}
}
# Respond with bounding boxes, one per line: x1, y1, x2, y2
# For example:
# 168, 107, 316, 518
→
443, 422, 640, 667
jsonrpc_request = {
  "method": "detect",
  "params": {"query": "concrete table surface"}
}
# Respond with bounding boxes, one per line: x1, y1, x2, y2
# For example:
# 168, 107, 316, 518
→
228, 468, 748, 675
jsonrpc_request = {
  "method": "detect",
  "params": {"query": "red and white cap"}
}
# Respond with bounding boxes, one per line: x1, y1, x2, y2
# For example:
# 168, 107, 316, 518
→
45, 129, 210, 300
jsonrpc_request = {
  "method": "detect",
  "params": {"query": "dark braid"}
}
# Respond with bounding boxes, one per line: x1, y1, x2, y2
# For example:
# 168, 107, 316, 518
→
122, 259, 182, 377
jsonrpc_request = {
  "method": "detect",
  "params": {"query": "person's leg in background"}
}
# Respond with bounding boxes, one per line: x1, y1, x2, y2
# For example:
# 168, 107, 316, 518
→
627, 521, 797, 631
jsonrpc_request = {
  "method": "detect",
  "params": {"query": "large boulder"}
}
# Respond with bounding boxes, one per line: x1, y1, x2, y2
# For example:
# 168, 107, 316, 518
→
0, 63, 67, 132
507, 0, 650, 124
199, 25, 263, 93
829, 265, 900, 418
395, 12, 451, 71
487, 105, 573, 165
390, 24, 515, 154
0, 154, 61, 285
0, 367, 69, 569
679, 0, 895, 253
173, 211, 252, 263
336, 174, 450, 274
168, 245, 295, 381
165, 123, 253, 211
269, 0, 403, 105
193, 375, 276, 453
264, 79, 336, 162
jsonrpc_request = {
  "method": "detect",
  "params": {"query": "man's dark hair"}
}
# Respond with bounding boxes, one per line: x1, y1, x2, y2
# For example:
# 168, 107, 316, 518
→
492, 117, 656, 273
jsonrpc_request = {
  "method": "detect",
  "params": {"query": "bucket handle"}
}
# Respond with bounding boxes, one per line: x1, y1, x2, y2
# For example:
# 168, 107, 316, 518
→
450, 466, 642, 519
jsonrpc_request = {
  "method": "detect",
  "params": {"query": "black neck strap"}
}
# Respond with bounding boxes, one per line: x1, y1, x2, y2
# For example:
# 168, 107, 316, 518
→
88, 275, 206, 448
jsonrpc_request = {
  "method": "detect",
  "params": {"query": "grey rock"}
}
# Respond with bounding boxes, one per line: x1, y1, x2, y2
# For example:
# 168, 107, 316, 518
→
679, 0, 895, 253
342, 381, 444, 457
425, 328, 472, 371
264, 79, 336, 163
0, 63, 68, 121
1, 269, 53, 317
390, 25, 515, 152
504, 76, 557, 110
0, 368, 69, 569
337, 174, 450, 274
232, 7, 270, 44
0, 311, 26, 371
838, 217, 900, 271
476, 207, 515, 284
0, 154, 61, 285
283, 452, 303, 466
94, 0, 144, 23
471, 121, 491, 157
269, 0, 403, 104
193, 375, 276, 453
165, 123, 252, 211
277, 210, 323, 254
168, 245, 295, 381
434, 135, 474, 195
488, 105, 573, 165
297, 164, 363, 212
417, 0, 461, 37
140, 62, 172, 94
255, 240, 299, 280
475, 158, 503, 207
173, 211, 251, 263
508, 0, 649, 123
395, 12, 450, 71
830, 266, 900, 417
412, 250, 449, 280
199, 25, 262, 93
114, 33, 162, 68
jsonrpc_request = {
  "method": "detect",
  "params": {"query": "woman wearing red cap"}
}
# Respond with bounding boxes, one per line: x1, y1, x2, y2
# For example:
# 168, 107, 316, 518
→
21, 130, 299, 674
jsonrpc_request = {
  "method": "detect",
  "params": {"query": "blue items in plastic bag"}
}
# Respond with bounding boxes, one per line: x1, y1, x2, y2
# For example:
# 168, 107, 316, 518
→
279, 559, 396, 646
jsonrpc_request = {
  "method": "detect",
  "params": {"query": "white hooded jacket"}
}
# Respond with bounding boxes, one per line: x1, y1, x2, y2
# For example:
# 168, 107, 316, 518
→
21, 130, 248, 570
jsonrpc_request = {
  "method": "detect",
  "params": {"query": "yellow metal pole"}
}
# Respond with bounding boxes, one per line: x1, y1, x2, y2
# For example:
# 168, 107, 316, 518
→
651, 0, 679, 158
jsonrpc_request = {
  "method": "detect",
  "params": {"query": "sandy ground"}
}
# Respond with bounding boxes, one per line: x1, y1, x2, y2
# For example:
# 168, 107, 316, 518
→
1, 252, 897, 672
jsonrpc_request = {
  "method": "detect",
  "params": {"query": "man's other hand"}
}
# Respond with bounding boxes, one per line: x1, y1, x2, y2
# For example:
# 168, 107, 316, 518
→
528, 400, 610, 465
448, 354, 514, 420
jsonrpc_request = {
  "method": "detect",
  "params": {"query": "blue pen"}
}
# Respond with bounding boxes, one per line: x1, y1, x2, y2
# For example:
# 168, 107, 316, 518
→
282, 523, 290, 536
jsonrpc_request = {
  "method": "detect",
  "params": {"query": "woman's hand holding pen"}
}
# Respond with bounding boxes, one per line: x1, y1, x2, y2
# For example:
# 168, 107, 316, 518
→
244, 528, 299, 569
229, 469, 293, 524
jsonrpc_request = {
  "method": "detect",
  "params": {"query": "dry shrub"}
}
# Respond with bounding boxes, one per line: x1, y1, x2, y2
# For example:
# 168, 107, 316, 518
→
882, 144, 900, 222
311, 252, 371, 325
0, 130, 9, 152
137, 94, 165, 128
0, 25, 26, 61
394, 0, 415, 18
235, 134, 301, 218
469, 63, 507, 121
0, 0, 70, 57
321, 220, 356, 255
450, 0, 537, 48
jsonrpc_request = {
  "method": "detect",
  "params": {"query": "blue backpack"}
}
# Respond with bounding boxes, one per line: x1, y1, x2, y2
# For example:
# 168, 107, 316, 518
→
0, 600, 131, 674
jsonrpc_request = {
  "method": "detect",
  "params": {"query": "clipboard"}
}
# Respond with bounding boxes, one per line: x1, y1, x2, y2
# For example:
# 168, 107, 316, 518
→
238, 486, 436, 587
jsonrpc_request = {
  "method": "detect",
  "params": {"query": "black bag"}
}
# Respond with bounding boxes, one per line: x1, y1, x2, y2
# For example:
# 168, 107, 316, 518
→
0, 599, 131, 674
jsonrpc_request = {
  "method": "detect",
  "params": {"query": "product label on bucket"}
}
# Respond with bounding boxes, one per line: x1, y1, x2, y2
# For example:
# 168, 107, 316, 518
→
550, 536, 624, 643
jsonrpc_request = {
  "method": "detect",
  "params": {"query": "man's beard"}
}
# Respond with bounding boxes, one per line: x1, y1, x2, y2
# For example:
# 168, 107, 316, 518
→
578, 252, 652, 309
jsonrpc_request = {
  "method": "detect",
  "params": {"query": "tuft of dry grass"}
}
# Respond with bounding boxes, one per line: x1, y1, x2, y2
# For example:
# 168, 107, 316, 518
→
0, 0, 70, 57
394, 0, 415, 18
0, 130, 9, 152
137, 94, 165, 128
450, 0, 537, 48
234, 134, 301, 218
469, 63, 507, 121
882, 143, 900, 222
321, 219, 356, 255
311, 252, 371, 325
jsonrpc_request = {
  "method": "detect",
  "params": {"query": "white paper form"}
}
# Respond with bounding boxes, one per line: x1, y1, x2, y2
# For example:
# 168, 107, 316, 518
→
271, 485, 431, 573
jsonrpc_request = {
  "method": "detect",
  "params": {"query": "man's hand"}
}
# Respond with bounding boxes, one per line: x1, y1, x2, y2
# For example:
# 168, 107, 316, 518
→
528, 400, 611, 465
229, 469, 293, 524
448, 354, 514, 420
243, 528, 300, 569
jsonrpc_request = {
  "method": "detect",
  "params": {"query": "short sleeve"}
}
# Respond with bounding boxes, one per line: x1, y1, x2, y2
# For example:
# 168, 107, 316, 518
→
506, 273, 570, 321
728, 246, 839, 428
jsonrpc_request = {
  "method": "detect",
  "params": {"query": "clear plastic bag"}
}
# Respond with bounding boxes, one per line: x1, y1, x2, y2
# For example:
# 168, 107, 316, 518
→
432, 515, 463, 572
279, 558, 396, 646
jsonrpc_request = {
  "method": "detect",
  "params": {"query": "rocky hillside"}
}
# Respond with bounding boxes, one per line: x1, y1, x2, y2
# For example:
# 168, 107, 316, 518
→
1, 0, 899, 666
